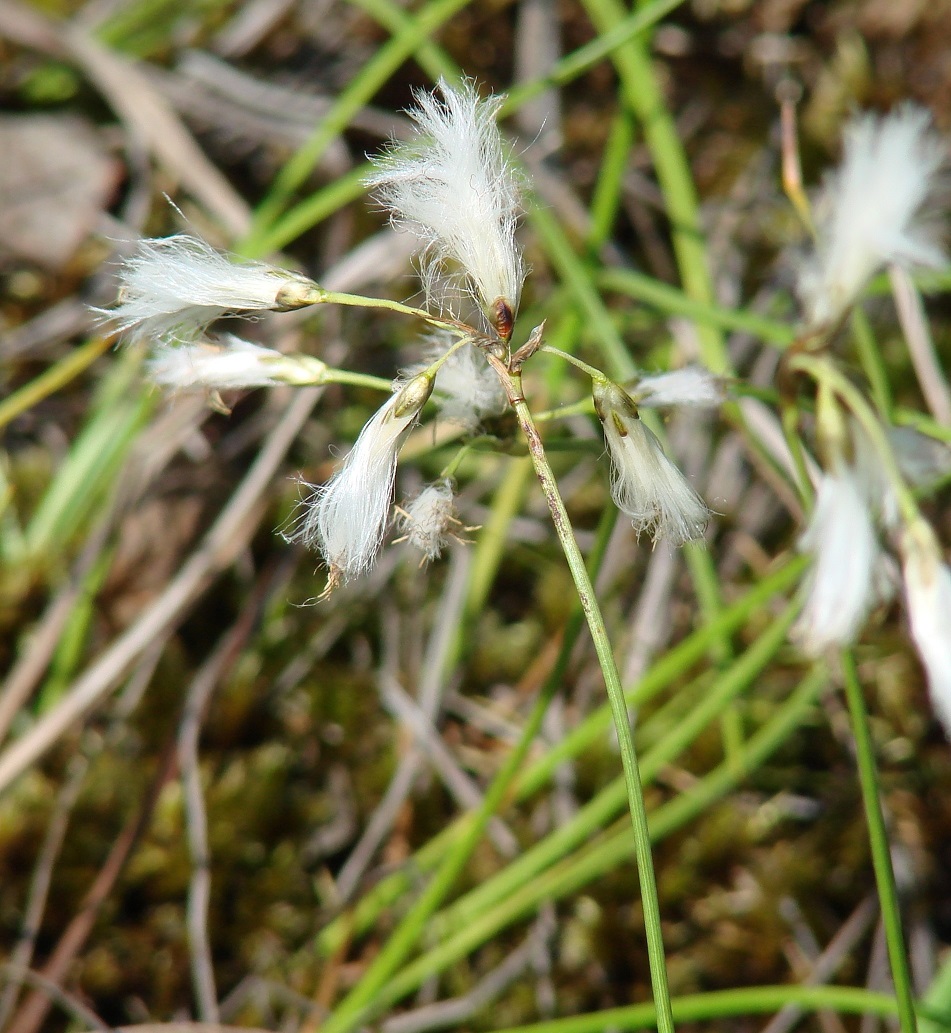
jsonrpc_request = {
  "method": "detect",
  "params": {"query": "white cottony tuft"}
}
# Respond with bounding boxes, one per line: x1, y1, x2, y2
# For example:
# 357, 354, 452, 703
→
286, 373, 434, 590
593, 380, 709, 546
901, 520, 951, 739
101, 235, 321, 343
399, 481, 459, 561
420, 335, 508, 428
797, 105, 947, 329
367, 78, 524, 330
631, 366, 725, 409
146, 336, 327, 390
792, 459, 882, 655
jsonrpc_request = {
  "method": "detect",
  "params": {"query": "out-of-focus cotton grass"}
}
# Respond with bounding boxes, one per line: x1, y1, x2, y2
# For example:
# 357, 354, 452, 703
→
796, 106, 947, 330
792, 458, 884, 655
146, 336, 327, 390
901, 521, 951, 738
630, 365, 725, 408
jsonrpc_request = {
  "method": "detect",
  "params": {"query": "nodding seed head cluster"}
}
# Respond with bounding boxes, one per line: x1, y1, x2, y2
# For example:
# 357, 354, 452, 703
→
93, 83, 951, 734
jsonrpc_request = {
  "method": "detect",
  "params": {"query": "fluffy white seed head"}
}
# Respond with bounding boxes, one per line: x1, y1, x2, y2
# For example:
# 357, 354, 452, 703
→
415, 335, 507, 429
630, 366, 725, 409
594, 381, 709, 546
792, 459, 882, 655
399, 481, 458, 561
901, 520, 951, 738
797, 105, 947, 329
146, 335, 327, 391
286, 373, 434, 590
101, 234, 322, 343
367, 79, 524, 330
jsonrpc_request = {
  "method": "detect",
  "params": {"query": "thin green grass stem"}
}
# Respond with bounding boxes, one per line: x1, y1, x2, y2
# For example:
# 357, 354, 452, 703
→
361, 669, 825, 1012
506, 376, 675, 1033
313, 289, 471, 336
489, 985, 901, 1033
243, 167, 368, 258
25, 361, 153, 560
851, 306, 894, 419
349, 0, 458, 81
434, 597, 800, 934
0, 336, 112, 433
314, 555, 805, 958
599, 268, 796, 347
243, 0, 472, 251
841, 650, 917, 1033
529, 202, 635, 379
502, 0, 685, 115
318, 507, 617, 1033
461, 457, 533, 630
580, 0, 728, 375
589, 109, 636, 242
321, 370, 394, 392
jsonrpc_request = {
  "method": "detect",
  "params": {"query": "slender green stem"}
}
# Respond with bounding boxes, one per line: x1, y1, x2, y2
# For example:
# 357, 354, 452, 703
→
788, 352, 920, 525
0, 336, 112, 432
488, 985, 901, 1033
502, 367, 675, 1033
321, 369, 394, 393
540, 344, 607, 381
580, 0, 729, 375
242, 0, 472, 249
317, 505, 617, 1033
841, 651, 918, 1033
313, 289, 474, 337
599, 267, 796, 347
850, 305, 893, 418
501, 0, 686, 116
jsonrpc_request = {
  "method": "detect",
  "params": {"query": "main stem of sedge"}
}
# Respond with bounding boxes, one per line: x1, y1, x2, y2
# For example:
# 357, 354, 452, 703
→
498, 361, 676, 1033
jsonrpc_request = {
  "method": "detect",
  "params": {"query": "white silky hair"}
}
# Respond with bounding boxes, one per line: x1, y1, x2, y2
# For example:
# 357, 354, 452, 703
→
287, 374, 433, 584
367, 78, 525, 318
146, 336, 327, 391
417, 336, 507, 428
792, 460, 881, 655
901, 523, 951, 738
632, 366, 725, 408
103, 235, 318, 343
797, 105, 947, 328
147, 336, 284, 389
400, 481, 457, 561
595, 382, 709, 546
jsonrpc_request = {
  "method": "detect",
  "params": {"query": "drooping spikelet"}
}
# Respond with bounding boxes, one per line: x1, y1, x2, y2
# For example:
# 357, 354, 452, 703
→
146, 335, 327, 390
286, 373, 434, 590
102, 235, 321, 343
593, 380, 709, 546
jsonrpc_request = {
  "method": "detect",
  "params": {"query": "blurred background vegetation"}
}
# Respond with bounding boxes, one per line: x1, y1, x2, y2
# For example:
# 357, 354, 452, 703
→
1, 0, 951, 1031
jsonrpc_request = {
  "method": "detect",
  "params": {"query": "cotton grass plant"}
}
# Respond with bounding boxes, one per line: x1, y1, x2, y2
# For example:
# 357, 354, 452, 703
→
85, 77, 951, 1033
7, 39, 951, 1033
